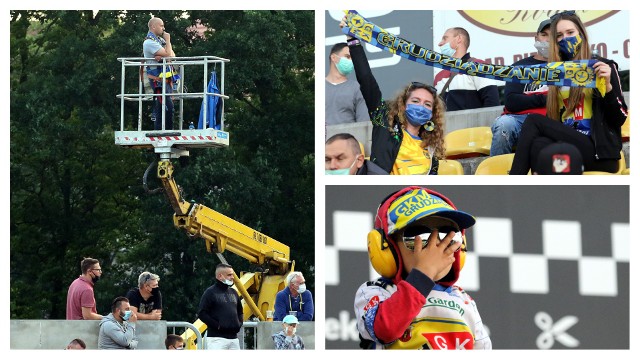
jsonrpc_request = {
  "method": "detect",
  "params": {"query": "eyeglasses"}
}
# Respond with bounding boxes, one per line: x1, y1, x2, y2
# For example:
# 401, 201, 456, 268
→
401, 227, 463, 251
550, 10, 576, 22
410, 81, 438, 94
91, 268, 103, 272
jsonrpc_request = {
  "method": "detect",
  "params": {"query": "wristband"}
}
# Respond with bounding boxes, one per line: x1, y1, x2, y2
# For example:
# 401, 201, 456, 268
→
347, 39, 360, 46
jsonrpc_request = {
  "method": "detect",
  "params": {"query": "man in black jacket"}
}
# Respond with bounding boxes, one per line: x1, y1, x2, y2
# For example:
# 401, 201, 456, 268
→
198, 263, 244, 350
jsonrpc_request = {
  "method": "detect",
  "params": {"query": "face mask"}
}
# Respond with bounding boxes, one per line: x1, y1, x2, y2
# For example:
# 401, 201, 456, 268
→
151, 287, 160, 297
122, 310, 132, 321
336, 56, 354, 76
557, 35, 582, 61
534, 40, 550, 59
405, 104, 433, 127
297, 284, 307, 293
92, 274, 101, 284
325, 158, 357, 175
439, 42, 456, 57
223, 279, 234, 286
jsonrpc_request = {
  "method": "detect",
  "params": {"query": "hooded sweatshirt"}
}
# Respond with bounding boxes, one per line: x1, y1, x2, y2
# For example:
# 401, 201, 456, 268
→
98, 313, 138, 349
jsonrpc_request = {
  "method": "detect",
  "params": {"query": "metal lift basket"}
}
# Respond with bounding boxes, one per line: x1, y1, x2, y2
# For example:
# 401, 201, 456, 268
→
115, 56, 230, 158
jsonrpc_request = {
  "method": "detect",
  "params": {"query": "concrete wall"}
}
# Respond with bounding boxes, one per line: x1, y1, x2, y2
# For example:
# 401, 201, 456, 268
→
10, 320, 167, 349
10, 320, 315, 350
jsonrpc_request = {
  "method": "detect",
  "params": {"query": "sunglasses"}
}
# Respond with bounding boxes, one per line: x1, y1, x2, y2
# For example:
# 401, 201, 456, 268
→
402, 227, 463, 251
550, 10, 576, 22
410, 81, 438, 94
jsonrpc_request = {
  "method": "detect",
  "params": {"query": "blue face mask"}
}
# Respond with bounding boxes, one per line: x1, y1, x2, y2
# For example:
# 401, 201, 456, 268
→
122, 310, 132, 321
439, 42, 456, 57
405, 104, 433, 127
336, 57, 354, 76
325, 158, 357, 175
557, 35, 582, 60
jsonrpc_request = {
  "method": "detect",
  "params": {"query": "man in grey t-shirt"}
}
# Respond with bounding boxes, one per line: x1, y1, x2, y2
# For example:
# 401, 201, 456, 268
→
143, 17, 176, 130
325, 43, 369, 133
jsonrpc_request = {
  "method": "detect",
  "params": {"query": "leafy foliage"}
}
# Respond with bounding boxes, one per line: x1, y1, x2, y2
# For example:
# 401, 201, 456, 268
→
10, 10, 315, 324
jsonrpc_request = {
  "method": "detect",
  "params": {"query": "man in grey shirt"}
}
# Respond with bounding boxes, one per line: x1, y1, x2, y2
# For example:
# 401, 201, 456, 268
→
143, 17, 176, 131
98, 296, 138, 349
325, 43, 369, 130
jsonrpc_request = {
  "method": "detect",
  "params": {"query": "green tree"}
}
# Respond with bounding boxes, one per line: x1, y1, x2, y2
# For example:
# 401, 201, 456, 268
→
10, 10, 315, 324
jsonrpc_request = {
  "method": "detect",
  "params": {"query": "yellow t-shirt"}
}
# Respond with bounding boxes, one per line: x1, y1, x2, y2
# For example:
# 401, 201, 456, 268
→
391, 129, 432, 175
558, 87, 593, 136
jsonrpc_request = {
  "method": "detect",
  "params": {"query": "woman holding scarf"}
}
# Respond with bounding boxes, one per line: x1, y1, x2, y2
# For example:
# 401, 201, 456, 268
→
509, 11, 628, 174
339, 18, 447, 175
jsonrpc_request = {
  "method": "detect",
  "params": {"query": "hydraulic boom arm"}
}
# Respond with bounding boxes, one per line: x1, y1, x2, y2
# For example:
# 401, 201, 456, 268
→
157, 159, 290, 275
157, 159, 293, 347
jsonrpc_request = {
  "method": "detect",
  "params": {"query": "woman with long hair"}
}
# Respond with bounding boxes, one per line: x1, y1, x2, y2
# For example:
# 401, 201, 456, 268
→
509, 11, 628, 174
339, 19, 446, 175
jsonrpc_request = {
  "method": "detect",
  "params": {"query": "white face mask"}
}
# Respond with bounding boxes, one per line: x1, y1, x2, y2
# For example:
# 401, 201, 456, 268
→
297, 284, 306, 293
325, 157, 357, 175
223, 279, 233, 286
284, 325, 297, 335
534, 41, 550, 59
440, 42, 456, 57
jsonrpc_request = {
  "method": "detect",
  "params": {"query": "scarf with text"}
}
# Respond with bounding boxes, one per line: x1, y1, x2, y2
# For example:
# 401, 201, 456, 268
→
342, 10, 606, 95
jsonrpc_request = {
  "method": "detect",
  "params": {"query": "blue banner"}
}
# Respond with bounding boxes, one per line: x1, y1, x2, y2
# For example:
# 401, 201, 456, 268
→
342, 10, 605, 94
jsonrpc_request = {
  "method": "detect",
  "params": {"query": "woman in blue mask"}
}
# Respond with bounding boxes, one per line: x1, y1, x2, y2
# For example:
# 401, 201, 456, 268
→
510, 11, 628, 174
339, 18, 446, 175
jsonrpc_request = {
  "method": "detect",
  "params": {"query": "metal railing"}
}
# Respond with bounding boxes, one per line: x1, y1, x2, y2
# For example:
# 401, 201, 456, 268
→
166, 321, 258, 350
166, 321, 204, 350
117, 56, 230, 132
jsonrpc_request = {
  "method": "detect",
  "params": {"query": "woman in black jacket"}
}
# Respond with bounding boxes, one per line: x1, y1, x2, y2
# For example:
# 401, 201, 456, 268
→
340, 19, 447, 175
509, 11, 628, 174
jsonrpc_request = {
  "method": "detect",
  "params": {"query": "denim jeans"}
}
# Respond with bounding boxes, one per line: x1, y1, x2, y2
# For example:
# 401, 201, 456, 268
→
490, 113, 528, 156
149, 78, 174, 131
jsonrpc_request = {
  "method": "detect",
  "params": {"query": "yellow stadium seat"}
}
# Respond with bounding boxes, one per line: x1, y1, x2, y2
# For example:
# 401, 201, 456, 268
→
474, 153, 514, 175
583, 151, 626, 175
622, 168, 630, 175
621, 113, 630, 142
438, 159, 464, 175
445, 127, 492, 159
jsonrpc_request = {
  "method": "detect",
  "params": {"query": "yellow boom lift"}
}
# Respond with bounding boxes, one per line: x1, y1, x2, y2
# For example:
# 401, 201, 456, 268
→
116, 56, 293, 349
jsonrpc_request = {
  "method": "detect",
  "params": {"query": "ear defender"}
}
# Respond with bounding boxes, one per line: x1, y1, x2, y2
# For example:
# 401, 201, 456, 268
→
367, 186, 474, 284
459, 234, 467, 270
367, 228, 398, 279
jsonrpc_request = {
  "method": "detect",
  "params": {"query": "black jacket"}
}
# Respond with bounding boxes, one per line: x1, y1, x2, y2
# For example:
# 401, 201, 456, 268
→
197, 280, 243, 339
502, 56, 548, 115
356, 160, 388, 175
349, 41, 439, 175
